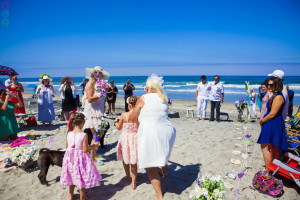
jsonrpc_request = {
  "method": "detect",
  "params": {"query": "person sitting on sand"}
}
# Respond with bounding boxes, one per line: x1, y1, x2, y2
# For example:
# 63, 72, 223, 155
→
60, 113, 102, 200
195, 75, 211, 121
115, 95, 139, 190
0, 89, 23, 141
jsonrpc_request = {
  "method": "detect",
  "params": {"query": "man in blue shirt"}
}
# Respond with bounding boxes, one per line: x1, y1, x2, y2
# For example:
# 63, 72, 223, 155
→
285, 85, 294, 118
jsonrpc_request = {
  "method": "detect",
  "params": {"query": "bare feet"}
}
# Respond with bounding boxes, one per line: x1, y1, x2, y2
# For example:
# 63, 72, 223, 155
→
196, 118, 200, 121
125, 176, 131, 182
69, 194, 73, 200
132, 182, 137, 190
154, 194, 163, 200
202, 118, 205, 121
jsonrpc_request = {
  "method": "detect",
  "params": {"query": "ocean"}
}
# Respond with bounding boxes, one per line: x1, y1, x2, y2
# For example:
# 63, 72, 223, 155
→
1, 76, 300, 105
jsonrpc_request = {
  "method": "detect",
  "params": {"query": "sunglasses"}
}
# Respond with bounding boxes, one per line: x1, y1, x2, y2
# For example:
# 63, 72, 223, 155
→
94, 71, 102, 74
268, 84, 274, 87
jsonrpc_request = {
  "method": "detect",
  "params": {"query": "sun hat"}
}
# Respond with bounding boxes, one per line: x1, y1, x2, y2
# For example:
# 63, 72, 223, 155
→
85, 66, 110, 80
60, 76, 74, 84
39, 74, 53, 83
268, 70, 284, 80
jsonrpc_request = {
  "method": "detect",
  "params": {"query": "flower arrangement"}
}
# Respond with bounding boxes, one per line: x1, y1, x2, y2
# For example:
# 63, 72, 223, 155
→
94, 120, 110, 142
10, 145, 40, 167
96, 79, 108, 95
234, 98, 248, 122
189, 173, 225, 200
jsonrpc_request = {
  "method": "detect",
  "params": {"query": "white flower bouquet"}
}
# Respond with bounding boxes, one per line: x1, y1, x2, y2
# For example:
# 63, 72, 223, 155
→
189, 173, 225, 200
10, 145, 40, 168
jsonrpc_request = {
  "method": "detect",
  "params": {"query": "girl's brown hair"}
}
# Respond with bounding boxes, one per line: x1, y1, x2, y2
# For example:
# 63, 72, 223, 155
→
128, 95, 138, 107
69, 113, 85, 130
268, 76, 283, 108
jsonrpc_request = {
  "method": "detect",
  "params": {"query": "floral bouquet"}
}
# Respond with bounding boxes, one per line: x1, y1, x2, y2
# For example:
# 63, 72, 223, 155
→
10, 145, 40, 169
189, 173, 225, 200
96, 79, 108, 95
234, 98, 248, 122
94, 120, 110, 142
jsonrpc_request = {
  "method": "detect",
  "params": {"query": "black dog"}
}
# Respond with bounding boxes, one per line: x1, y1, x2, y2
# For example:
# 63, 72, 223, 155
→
37, 148, 65, 185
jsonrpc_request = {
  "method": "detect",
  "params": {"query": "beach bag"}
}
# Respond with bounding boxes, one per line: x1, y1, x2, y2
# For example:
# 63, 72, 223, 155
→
252, 171, 283, 197
26, 116, 38, 127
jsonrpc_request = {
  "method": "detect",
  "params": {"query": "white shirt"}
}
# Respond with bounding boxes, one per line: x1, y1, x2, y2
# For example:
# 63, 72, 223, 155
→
209, 82, 224, 101
4, 79, 12, 86
196, 82, 211, 99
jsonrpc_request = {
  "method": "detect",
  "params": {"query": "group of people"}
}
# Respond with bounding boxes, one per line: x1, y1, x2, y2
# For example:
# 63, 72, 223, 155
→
61, 68, 176, 200
195, 75, 224, 122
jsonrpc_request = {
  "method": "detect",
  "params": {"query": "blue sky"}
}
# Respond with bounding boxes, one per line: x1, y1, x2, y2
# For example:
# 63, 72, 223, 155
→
0, 0, 300, 77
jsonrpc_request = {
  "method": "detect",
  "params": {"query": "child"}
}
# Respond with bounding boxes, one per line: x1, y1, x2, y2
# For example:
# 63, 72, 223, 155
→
60, 113, 102, 200
115, 96, 139, 189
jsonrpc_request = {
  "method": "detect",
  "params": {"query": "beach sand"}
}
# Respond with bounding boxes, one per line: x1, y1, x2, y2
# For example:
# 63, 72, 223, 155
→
0, 93, 299, 200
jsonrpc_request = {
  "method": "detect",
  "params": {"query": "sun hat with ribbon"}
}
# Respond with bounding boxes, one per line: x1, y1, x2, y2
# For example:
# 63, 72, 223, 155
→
85, 66, 110, 80
60, 76, 74, 84
39, 74, 53, 83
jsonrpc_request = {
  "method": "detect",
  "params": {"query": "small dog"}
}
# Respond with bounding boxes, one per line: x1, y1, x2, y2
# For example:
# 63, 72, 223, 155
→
37, 148, 65, 185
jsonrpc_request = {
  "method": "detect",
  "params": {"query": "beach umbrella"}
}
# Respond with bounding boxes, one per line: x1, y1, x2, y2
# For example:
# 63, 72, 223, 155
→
0, 65, 19, 76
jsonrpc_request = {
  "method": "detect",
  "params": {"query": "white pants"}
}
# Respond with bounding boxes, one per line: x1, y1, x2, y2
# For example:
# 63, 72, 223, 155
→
250, 103, 257, 116
197, 97, 208, 118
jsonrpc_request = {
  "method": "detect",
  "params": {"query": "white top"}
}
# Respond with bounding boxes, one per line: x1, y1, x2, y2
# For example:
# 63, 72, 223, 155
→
196, 82, 211, 99
209, 82, 224, 101
4, 79, 12, 86
59, 84, 77, 99
137, 93, 176, 169
281, 86, 289, 120
36, 85, 54, 105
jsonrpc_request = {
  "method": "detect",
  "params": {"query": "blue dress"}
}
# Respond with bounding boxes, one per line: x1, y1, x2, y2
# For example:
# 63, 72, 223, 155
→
257, 94, 287, 150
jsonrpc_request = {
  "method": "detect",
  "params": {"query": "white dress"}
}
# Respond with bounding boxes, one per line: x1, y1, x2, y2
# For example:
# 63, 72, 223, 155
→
138, 93, 176, 169
82, 92, 105, 130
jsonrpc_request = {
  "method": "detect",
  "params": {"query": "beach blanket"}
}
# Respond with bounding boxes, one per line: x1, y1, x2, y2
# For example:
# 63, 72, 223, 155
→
0, 143, 14, 173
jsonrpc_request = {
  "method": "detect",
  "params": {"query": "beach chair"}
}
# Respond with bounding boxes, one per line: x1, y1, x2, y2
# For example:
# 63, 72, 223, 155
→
28, 101, 38, 116
286, 107, 300, 129
287, 129, 300, 155
267, 152, 300, 188
15, 113, 27, 127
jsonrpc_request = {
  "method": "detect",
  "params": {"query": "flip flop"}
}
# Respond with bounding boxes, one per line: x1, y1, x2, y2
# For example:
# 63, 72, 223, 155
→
95, 160, 104, 166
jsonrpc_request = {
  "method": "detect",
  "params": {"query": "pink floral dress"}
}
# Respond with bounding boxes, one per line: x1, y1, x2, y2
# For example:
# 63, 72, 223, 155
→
60, 132, 102, 189
117, 114, 138, 164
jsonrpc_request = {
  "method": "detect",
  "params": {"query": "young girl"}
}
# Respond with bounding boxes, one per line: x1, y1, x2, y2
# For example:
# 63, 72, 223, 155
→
115, 96, 139, 189
60, 113, 102, 200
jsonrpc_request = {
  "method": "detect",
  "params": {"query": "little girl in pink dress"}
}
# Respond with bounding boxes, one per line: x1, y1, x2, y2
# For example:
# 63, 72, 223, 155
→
60, 113, 102, 200
115, 96, 139, 189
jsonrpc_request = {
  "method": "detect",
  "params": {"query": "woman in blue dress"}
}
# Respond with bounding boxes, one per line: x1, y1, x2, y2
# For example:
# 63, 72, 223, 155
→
257, 76, 287, 171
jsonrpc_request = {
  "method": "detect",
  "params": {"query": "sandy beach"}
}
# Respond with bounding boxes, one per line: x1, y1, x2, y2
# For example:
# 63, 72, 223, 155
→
0, 93, 299, 200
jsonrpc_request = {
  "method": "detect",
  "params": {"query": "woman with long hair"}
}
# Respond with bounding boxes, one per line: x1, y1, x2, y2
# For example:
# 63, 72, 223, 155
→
6, 75, 26, 114
132, 73, 176, 200
106, 80, 118, 115
257, 76, 288, 171
83, 66, 110, 160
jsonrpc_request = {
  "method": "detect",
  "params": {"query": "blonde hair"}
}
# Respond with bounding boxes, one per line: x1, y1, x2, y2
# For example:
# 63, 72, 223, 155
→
69, 113, 85, 130
146, 78, 168, 103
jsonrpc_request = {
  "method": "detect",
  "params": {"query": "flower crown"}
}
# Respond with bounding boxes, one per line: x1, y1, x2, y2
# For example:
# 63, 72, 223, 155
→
148, 73, 164, 86
40, 74, 50, 79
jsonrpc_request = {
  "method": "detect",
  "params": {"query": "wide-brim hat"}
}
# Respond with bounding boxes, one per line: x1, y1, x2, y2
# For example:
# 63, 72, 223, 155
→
39, 75, 53, 83
60, 76, 74, 84
85, 66, 110, 80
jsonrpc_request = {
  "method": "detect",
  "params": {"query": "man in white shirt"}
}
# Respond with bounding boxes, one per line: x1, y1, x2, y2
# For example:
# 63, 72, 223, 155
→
195, 75, 211, 121
4, 75, 13, 87
268, 70, 289, 120
209, 75, 224, 122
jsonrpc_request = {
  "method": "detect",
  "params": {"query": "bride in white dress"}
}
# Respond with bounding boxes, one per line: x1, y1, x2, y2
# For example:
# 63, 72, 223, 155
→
132, 73, 176, 200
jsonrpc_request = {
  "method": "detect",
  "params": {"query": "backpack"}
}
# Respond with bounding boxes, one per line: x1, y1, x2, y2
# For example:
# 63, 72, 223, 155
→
252, 171, 283, 197
26, 116, 38, 127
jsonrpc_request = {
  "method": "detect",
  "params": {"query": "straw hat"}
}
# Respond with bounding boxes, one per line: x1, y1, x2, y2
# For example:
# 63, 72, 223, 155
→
85, 66, 110, 80
39, 74, 53, 83
60, 76, 74, 84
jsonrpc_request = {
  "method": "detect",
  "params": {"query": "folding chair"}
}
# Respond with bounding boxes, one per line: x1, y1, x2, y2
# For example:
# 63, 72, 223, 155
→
15, 113, 27, 127
28, 101, 38, 116
267, 152, 300, 188
287, 129, 300, 155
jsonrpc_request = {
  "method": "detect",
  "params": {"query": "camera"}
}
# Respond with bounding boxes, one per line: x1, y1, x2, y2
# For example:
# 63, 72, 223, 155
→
66, 81, 71, 84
